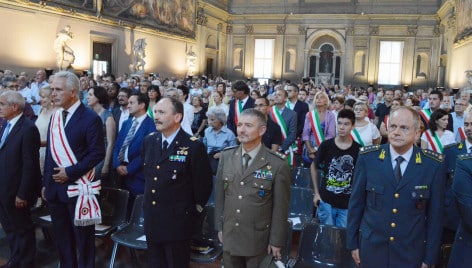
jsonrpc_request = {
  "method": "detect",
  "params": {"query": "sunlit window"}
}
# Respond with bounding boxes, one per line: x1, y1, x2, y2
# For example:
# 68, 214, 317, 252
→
254, 39, 274, 79
378, 41, 404, 85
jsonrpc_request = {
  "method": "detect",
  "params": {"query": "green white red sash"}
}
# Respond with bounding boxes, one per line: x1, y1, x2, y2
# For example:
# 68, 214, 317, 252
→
308, 110, 325, 146
424, 129, 444, 153
458, 126, 466, 141
269, 106, 296, 166
420, 109, 432, 124
383, 115, 389, 131
49, 109, 102, 226
234, 100, 243, 125
351, 128, 365, 147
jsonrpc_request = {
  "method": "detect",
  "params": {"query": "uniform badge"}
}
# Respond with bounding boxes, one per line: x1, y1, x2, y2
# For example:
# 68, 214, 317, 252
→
416, 153, 422, 164
378, 149, 386, 160
172, 170, 177, 180
459, 143, 463, 149
259, 190, 265, 197
254, 169, 273, 180
170, 155, 186, 162
177, 147, 189, 156
190, 136, 198, 141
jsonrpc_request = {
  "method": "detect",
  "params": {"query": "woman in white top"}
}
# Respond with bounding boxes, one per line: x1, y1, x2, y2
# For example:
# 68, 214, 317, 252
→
421, 108, 455, 153
210, 91, 229, 116
352, 101, 381, 146
35, 85, 57, 174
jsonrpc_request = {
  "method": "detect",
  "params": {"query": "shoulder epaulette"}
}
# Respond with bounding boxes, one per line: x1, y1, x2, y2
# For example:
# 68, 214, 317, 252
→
149, 132, 157, 136
190, 136, 198, 141
267, 150, 287, 160
458, 153, 472, 161
443, 143, 457, 150
222, 145, 239, 151
359, 145, 380, 154
422, 149, 444, 162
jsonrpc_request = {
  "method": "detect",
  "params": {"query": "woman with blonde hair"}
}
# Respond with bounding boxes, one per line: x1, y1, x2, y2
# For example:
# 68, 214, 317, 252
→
35, 85, 57, 174
352, 101, 380, 146
302, 91, 336, 163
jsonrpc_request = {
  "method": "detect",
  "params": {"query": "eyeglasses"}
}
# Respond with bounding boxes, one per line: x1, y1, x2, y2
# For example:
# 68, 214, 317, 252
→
254, 104, 268, 108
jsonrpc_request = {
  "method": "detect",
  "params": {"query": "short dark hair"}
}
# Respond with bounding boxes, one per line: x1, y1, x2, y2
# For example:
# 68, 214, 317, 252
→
256, 97, 269, 106
233, 80, 250, 95
337, 109, 355, 125
344, 98, 356, 109
104, 73, 116, 81
164, 97, 184, 122
240, 108, 267, 127
429, 90, 443, 101
119, 87, 133, 97
177, 85, 189, 101
288, 83, 299, 92
428, 108, 448, 133
90, 86, 109, 106
131, 92, 150, 110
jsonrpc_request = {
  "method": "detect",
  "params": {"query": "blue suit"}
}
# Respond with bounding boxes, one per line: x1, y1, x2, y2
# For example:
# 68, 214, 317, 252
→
44, 103, 105, 268
443, 143, 466, 233
0, 116, 41, 267
449, 154, 472, 268
113, 115, 155, 196
347, 145, 445, 267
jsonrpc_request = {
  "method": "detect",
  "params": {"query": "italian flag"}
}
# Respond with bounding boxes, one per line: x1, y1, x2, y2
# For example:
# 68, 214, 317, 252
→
269, 106, 296, 166
424, 129, 444, 153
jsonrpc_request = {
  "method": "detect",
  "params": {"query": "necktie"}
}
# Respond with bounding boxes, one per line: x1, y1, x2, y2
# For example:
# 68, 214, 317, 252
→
243, 153, 251, 171
394, 156, 404, 183
118, 119, 138, 163
0, 122, 11, 147
62, 110, 69, 126
162, 140, 169, 153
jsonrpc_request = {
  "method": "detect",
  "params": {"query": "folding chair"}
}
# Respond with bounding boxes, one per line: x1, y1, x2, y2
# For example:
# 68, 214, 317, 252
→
190, 205, 223, 263
291, 167, 313, 188
95, 187, 129, 237
288, 186, 314, 231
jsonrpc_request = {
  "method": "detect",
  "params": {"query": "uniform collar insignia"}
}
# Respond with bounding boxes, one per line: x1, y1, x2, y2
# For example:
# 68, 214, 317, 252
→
378, 149, 386, 160
416, 153, 422, 164
458, 143, 463, 149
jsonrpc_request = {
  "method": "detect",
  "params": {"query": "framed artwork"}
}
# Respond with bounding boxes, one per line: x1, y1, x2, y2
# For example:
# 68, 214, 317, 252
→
27, 0, 196, 37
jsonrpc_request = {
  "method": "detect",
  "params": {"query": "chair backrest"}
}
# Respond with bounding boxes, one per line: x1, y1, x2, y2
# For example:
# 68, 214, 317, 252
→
99, 187, 130, 227
291, 167, 313, 188
281, 219, 293, 263
129, 195, 145, 229
296, 222, 354, 268
200, 205, 218, 240
289, 186, 314, 218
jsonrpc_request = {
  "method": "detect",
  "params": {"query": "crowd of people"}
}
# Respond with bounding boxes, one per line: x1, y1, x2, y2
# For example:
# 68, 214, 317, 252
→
0, 67, 471, 267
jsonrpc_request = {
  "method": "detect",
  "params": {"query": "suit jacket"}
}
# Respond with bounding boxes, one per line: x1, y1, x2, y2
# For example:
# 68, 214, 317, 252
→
112, 115, 156, 195
280, 108, 297, 152
215, 144, 291, 256
347, 145, 445, 267
227, 96, 255, 135
292, 100, 309, 137
449, 155, 472, 268
142, 129, 213, 243
0, 115, 41, 206
443, 142, 467, 231
44, 104, 105, 203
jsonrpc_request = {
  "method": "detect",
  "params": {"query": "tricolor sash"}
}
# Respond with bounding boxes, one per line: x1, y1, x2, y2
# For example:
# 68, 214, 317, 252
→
383, 115, 389, 131
49, 110, 102, 226
308, 110, 325, 147
424, 129, 444, 153
351, 128, 365, 147
420, 109, 432, 124
234, 100, 243, 126
269, 106, 296, 166
458, 126, 466, 141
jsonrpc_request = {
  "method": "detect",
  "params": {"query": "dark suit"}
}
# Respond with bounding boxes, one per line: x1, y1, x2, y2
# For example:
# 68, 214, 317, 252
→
0, 115, 41, 267
347, 145, 445, 267
449, 154, 472, 268
112, 115, 155, 196
227, 96, 255, 135
112, 106, 130, 134
44, 103, 105, 268
142, 129, 213, 267
291, 100, 309, 137
215, 145, 291, 266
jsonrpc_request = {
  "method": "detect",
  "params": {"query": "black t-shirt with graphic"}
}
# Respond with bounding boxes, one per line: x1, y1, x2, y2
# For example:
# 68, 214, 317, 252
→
315, 138, 360, 209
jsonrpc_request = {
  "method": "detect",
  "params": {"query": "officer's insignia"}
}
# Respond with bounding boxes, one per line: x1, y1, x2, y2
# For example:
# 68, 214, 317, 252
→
170, 155, 186, 162
190, 136, 198, 141
275, 151, 286, 159
416, 153, 422, 164
458, 153, 472, 160
267, 165, 271, 170
254, 169, 273, 180
177, 147, 189, 156
422, 149, 444, 162
360, 145, 380, 154
378, 149, 386, 160
458, 143, 464, 149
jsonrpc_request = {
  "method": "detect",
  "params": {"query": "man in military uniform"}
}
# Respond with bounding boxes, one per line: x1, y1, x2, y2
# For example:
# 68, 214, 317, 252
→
347, 106, 445, 268
448, 153, 472, 267
141, 97, 213, 267
215, 108, 291, 268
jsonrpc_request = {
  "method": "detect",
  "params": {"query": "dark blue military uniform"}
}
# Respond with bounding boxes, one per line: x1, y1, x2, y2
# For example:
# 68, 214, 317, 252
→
141, 129, 213, 267
448, 154, 472, 268
347, 144, 446, 267
443, 143, 466, 235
